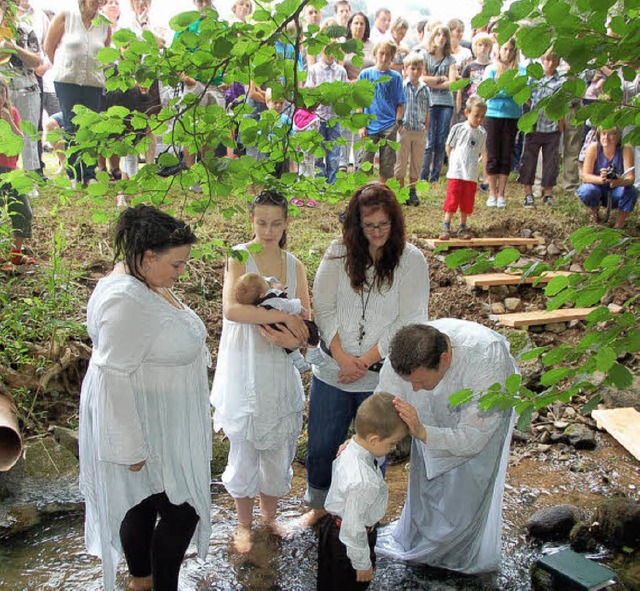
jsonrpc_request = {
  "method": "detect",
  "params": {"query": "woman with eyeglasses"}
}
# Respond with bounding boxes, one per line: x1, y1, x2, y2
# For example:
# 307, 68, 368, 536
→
302, 182, 430, 526
79, 205, 212, 591
211, 190, 311, 553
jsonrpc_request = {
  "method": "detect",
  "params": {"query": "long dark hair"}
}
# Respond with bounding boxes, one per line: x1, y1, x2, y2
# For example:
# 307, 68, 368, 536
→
341, 182, 405, 292
249, 189, 289, 248
113, 204, 197, 284
346, 11, 370, 42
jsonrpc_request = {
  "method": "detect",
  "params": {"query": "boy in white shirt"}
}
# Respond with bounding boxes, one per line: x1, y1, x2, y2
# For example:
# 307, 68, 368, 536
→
317, 392, 408, 590
440, 95, 487, 240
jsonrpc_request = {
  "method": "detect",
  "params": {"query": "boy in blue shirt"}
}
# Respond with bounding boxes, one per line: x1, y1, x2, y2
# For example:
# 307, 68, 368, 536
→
357, 41, 406, 184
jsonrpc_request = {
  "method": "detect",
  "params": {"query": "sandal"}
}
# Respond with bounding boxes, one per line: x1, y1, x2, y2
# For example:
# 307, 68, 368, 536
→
306, 199, 317, 208
290, 198, 304, 207
10, 250, 37, 266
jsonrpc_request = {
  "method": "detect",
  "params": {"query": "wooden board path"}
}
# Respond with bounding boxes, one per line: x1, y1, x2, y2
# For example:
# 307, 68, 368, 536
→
495, 307, 597, 328
464, 271, 572, 288
591, 408, 640, 461
424, 237, 542, 250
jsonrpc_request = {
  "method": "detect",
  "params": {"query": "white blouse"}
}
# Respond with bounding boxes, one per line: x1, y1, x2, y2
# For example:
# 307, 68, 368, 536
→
312, 240, 429, 392
324, 437, 388, 571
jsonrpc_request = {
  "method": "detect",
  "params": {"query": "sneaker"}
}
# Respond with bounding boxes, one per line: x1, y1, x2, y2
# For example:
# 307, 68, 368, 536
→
291, 197, 304, 207
438, 230, 451, 240
523, 194, 535, 208
496, 197, 506, 208
406, 192, 420, 207
543, 195, 554, 206
486, 196, 497, 207
29, 187, 39, 199
478, 182, 489, 193
457, 226, 472, 239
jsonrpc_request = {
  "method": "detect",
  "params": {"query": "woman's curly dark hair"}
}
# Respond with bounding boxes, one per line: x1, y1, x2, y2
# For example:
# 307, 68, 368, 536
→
346, 11, 371, 42
113, 204, 197, 285
341, 182, 405, 292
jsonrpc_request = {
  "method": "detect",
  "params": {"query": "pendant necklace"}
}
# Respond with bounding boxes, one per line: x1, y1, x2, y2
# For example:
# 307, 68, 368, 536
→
358, 284, 373, 346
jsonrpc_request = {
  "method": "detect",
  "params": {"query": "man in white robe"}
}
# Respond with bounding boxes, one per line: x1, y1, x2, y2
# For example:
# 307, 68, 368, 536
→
375, 319, 518, 574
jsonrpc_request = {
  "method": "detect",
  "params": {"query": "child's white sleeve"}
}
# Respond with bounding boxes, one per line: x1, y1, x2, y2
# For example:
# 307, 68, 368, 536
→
339, 488, 373, 571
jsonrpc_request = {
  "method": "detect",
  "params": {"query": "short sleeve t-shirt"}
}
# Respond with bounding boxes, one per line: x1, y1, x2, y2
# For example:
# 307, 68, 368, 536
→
358, 67, 406, 134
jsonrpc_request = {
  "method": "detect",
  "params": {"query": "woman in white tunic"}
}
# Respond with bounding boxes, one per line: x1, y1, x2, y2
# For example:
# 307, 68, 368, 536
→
79, 205, 211, 591
211, 190, 311, 553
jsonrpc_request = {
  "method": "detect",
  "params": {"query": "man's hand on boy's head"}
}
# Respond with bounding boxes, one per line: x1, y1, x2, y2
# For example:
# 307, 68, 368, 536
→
393, 398, 427, 443
356, 567, 374, 582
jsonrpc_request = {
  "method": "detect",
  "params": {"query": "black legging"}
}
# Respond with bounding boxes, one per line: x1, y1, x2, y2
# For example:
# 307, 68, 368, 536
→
119, 492, 199, 591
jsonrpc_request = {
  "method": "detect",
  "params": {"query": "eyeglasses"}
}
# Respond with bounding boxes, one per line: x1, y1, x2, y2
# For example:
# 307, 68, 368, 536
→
253, 190, 288, 205
361, 220, 392, 233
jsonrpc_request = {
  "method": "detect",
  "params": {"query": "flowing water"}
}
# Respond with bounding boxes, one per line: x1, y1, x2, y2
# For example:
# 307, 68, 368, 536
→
0, 463, 635, 591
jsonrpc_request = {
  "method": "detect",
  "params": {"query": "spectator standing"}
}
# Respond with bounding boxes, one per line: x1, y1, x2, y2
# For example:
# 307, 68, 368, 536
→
305, 40, 348, 184
482, 37, 525, 208
357, 40, 406, 184
440, 95, 487, 239
519, 50, 564, 208
387, 17, 410, 73
417, 25, 457, 183
44, 0, 111, 185
394, 52, 430, 206
334, 0, 351, 28
457, 32, 492, 116
369, 8, 391, 45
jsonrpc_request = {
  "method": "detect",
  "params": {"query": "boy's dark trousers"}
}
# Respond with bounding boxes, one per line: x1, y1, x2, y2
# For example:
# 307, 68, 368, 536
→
317, 514, 377, 591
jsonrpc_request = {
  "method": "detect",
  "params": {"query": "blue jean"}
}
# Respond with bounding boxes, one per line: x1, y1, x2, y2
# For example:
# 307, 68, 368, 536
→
577, 183, 638, 212
316, 121, 341, 185
421, 105, 453, 182
54, 82, 104, 182
306, 376, 374, 509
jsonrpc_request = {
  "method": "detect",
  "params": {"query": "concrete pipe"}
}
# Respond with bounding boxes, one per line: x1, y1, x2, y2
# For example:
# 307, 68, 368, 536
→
0, 394, 23, 471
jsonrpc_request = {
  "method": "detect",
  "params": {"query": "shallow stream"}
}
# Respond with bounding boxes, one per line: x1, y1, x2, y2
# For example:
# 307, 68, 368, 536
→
0, 463, 636, 590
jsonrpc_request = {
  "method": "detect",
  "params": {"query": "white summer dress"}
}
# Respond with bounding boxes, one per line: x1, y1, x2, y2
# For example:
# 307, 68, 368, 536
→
79, 274, 212, 591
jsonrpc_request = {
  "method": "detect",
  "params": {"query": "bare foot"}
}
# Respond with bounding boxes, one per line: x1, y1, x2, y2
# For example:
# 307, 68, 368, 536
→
293, 508, 328, 529
261, 517, 288, 538
127, 574, 153, 591
232, 525, 253, 554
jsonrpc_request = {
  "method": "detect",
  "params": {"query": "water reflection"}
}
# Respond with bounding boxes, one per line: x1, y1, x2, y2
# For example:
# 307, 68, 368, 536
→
1, 464, 623, 591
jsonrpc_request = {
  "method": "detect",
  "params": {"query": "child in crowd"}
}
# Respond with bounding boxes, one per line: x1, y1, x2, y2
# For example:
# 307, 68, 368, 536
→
458, 32, 494, 118
305, 40, 348, 185
234, 272, 323, 372
418, 24, 457, 183
317, 392, 409, 591
440, 95, 487, 240
357, 40, 406, 184
394, 52, 431, 206
292, 107, 321, 179
230, 0, 253, 23
0, 78, 35, 271
519, 50, 564, 208
265, 88, 292, 178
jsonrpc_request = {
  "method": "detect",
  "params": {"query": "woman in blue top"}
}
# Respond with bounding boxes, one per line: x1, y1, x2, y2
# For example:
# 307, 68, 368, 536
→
482, 38, 525, 208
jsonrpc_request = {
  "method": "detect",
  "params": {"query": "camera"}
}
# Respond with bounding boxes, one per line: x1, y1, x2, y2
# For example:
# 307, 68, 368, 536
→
605, 164, 619, 180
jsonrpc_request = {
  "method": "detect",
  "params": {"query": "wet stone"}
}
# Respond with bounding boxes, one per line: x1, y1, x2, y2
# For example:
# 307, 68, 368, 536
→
564, 423, 597, 450
594, 498, 640, 549
526, 504, 582, 541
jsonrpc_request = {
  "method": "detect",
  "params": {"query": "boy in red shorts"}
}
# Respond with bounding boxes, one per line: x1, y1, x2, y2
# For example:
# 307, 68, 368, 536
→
440, 96, 487, 239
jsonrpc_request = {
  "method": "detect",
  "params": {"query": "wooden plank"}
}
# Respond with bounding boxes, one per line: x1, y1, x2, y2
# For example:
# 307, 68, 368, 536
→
424, 237, 542, 250
464, 271, 572, 288
591, 408, 640, 461
495, 307, 597, 327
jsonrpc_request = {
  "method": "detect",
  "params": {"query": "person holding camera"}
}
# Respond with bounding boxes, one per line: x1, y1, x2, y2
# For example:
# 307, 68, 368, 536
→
577, 126, 637, 228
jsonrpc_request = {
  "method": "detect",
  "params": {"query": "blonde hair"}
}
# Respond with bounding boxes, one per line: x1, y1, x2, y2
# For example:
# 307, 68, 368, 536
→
471, 32, 493, 55
466, 95, 487, 111
235, 273, 269, 305
403, 52, 425, 68
495, 38, 519, 79
355, 392, 408, 440
373, 39, 397, 58
0, 77, 13, 109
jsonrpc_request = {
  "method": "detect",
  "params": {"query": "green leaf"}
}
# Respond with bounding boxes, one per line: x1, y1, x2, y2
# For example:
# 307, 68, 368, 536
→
526, 62, 544, 79
516, 404, 535, 431
450, 79, 470, 92
169, 10, 201, 30
581, 393, 602, 415
519, 346, 547, 361
505, 373, 522, 394
449, 388, 474, 406
595, 346, 616, 372
545, 275, 570, 296
540, 367, 572, 386
97, 47, 121, 64
608, 363, 633, 388
493, 248, 521, 267
518, 109, 539, 133
0, 120, 24, 156
518, 25, 553, 58
444, 248, 477, 268
86, 182, 108, 197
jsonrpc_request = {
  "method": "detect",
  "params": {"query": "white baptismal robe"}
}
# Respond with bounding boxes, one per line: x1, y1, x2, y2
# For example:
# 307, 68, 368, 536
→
375, 319, 517, 574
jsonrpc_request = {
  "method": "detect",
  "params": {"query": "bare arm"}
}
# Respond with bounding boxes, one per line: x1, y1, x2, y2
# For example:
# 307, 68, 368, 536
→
44, 12, 66, 64
581, 143, 604, 185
